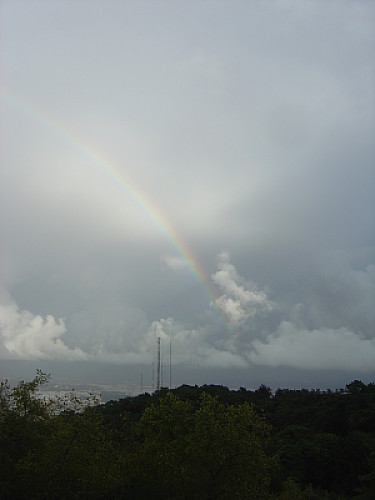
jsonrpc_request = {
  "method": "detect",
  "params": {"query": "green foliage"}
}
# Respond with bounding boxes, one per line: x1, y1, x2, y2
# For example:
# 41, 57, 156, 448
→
124, 392, 274, 499
0, 371, 51, 498
1, 369, 50, 419
125, 393, 193, 498
35, 410, 120, 499
1, 372, 374, 499
100, 380, 375, 498
0, 371, 120, 499
185, 394, 274, 499
276, 478, 333, 499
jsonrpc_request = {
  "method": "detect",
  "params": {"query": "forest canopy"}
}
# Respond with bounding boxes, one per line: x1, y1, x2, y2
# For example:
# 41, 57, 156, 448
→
1, 372, 374, 499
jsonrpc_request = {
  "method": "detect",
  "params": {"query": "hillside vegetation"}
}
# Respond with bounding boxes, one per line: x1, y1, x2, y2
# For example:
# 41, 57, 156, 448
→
1, 372, 374, 499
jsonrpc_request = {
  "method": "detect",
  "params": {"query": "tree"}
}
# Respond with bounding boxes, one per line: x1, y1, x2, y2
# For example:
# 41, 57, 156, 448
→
186, 394, 274, 499
0, 370, 119, 499
124, 393, 193, 498
0, 370, 51, 498
0, 369, 50, 418
126, 392, 275, 499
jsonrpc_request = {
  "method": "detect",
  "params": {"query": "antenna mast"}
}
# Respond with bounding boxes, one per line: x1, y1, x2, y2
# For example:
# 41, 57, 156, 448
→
156, 336, 161, 391
169, 339, 172, 389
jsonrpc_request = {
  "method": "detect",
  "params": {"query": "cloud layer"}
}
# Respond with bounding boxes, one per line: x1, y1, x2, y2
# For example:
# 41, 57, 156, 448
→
2, 253, 373, 372
249, 323, 375, 371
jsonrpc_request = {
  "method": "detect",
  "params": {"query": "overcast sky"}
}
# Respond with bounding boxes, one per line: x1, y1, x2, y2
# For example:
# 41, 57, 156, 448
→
1, 1, 374, 388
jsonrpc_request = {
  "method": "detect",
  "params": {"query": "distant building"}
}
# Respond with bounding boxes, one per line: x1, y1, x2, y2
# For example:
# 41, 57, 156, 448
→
37, 390, 101, 414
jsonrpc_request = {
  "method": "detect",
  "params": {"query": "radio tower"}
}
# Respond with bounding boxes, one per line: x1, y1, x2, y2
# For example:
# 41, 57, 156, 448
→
169, 339, 172, 389
156, 337, 161, 391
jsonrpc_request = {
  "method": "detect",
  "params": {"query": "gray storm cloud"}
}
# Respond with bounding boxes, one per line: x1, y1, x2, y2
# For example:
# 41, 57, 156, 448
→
249, 323, 375, 372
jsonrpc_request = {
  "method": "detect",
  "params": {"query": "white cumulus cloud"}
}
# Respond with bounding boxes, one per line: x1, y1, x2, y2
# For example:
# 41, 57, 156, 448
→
0, 294, 88, 360
212, 252, 275, 327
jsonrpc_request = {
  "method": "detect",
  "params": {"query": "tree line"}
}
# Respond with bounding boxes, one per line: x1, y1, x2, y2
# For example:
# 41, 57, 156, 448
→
1, 371, 374, 499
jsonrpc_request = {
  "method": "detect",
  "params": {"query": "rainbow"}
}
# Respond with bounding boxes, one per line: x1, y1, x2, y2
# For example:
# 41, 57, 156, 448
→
1, 91, 219, 309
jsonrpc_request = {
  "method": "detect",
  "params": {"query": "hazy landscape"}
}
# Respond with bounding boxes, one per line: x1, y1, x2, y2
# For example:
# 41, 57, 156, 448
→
1, 359, 374, 400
